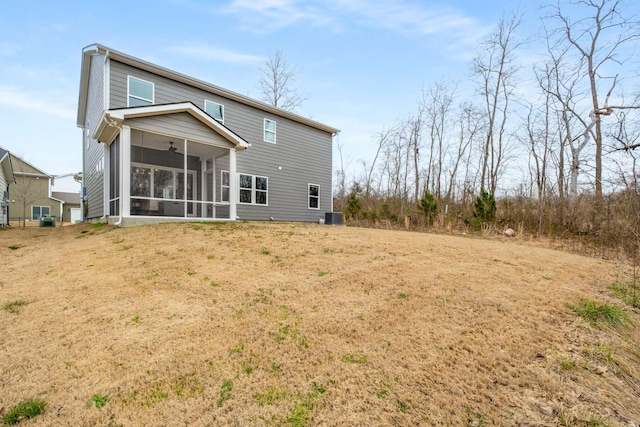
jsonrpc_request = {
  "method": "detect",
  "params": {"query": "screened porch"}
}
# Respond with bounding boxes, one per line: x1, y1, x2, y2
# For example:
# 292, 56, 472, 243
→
108, 128, 235, 221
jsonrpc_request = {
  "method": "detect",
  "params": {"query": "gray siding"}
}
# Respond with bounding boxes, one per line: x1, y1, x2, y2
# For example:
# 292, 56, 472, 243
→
108, 59, 333, 222
126, 113, 235, 149
84, 54, 106, 219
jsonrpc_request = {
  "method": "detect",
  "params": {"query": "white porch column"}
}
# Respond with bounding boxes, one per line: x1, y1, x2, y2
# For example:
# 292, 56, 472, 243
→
121, 126, 131, 217
229, 148, 237, 220
183, 139, 188, 218
103, 143, 109, 217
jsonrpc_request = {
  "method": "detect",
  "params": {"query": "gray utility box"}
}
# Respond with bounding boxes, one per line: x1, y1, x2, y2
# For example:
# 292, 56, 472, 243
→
325, 212, 343, 226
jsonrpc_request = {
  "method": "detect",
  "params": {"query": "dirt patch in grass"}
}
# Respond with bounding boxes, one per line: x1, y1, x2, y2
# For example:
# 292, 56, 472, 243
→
1, 222, 639, 426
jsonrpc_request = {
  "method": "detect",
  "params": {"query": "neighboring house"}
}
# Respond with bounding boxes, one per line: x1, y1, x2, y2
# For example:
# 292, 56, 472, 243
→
2, 149, 66, 224
52, 192, 82, 223
77, 44, 339, 226
0, 148, 16, 227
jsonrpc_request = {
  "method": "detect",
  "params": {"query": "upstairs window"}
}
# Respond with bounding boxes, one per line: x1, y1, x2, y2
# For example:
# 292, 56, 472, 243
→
264, 119, 276, 143
128, 76, 154, 107
205, 100, 224, 123
308, 184, 320, 209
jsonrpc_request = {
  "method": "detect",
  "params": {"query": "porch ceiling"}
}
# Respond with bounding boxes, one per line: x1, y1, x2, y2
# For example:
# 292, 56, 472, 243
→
131, 129, 229, 159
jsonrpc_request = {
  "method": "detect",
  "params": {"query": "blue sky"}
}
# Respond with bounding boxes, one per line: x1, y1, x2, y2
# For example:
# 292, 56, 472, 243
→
1, 0, 535, 192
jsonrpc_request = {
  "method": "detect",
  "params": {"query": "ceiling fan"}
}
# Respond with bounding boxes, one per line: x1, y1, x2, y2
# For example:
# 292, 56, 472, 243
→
168, 141, 178, 153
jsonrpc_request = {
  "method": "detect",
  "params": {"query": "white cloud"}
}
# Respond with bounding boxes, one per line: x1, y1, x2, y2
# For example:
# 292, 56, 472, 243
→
219, 0, 489, 43
221, 0, 337, 32
330, 0, 479, 36
166, 44, 263, 63
0, 85, 75, 120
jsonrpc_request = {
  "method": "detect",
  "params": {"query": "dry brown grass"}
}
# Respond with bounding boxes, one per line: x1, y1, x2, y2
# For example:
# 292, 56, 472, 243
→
1, 222, 639, 426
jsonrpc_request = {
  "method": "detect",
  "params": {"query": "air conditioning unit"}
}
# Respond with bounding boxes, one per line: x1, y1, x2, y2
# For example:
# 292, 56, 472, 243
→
324, 212, 343, 225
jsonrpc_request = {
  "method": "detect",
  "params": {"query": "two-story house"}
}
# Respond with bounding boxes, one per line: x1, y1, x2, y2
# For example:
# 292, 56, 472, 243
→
0, 148, 80, 225
77, 44, 339, 227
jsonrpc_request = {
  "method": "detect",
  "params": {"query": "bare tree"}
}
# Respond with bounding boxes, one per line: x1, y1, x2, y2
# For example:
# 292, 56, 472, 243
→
472, 12, 523, 195
422, 82, 456, 199
537, 37, 593, 200
547, 0, 640, 204
446, 102, 483, 203
12, 163, 43, 228
258, 48, 308, 112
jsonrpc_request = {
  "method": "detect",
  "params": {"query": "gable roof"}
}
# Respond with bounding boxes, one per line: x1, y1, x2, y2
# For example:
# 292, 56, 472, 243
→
78, 43, 340, 136
52, 191, 81, 204
0, 148, 16, 184
93, 102, 251, 150
0, 148, 49, 178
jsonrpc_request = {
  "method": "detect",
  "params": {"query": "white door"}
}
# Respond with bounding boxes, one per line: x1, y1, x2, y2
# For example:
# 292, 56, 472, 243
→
70, 208, 82, 223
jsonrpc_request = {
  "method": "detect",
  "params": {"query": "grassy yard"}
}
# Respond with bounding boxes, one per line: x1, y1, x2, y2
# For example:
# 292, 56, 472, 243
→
1, 222, 639, 426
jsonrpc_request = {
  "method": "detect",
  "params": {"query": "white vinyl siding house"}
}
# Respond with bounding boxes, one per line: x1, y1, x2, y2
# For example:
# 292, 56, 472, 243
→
78, 44, 338, 226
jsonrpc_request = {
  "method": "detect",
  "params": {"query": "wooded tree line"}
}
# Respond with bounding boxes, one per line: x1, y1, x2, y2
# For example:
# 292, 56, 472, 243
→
333, 0, 640, 257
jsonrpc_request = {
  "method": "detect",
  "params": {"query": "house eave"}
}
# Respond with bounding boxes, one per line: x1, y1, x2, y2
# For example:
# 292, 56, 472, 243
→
77, 44, 100, 128
84, 44, 339, 135
93, 111, 122, 144
0, 151, 16, 184
94, 102, 250, 150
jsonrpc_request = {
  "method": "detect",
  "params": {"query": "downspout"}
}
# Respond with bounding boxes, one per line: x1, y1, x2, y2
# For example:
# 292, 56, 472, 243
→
100, 50, 111, 223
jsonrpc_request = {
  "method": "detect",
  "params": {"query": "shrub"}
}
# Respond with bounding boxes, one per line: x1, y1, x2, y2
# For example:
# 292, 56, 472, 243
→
472, 188, 496, 227
419, 191, 438, 224
344, 191, 362, 220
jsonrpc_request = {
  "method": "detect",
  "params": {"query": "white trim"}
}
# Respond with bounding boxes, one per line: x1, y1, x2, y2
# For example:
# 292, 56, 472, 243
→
229, 150, 237, 219
31, 205, 51, 220
78, 44, 340, 135
238, 173, 268, 205
103, 143, 109, 217
308, 183, 320, 210
121, 126, 131, 219
130, 162, 197, 202
204, 100, 224, 123
104, 53, 110, 110
263, 118, 276, 144
94, 103, 249, 149
127, 75, 154, 107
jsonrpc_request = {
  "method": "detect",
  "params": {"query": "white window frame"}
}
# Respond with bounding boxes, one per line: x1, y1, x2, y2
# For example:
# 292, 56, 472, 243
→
130, 162, 197, 201
205, 100, 224, 123
31, 206, 50, 220
238, 173, 268, 205
221, 170, 230, 203
127, 76, 154, 107
264, 119, 276, 143
308, 184, 320, 210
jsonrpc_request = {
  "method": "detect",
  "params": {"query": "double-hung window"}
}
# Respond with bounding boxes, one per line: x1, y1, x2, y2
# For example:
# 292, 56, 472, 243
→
264, 119, 276, 143
128, 76, 154, 107
308, 184, 320, 209
205, 100, 224, 123
239, 174, 268, 205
